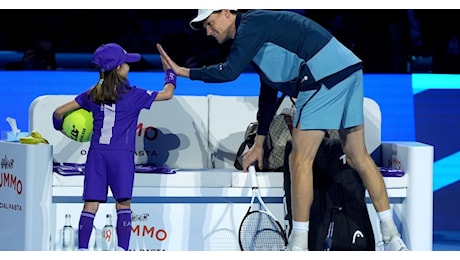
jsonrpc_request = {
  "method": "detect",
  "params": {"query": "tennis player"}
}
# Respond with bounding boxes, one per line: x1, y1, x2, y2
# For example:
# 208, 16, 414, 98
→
52, 43, 177, 250
157, 9, 409, 251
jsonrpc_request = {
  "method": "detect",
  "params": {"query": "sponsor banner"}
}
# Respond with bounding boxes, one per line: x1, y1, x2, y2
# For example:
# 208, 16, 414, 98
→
0, 141, 53, 250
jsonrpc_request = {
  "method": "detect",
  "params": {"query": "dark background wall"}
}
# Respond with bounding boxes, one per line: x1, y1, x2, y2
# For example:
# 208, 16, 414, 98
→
1, 9, 460, 74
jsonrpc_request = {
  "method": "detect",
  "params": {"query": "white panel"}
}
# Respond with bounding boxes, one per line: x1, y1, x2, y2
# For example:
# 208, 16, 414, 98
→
207, 95, 259, 169
29, 95, 210, 169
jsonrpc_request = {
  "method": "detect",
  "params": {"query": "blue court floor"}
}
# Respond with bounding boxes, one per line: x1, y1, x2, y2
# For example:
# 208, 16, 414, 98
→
433, 230, 460, 251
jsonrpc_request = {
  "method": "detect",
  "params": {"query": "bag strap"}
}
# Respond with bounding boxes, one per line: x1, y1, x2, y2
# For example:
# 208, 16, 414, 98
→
283, 114, 294, 134
234, 93, 292, 170
277, 93, 295, 134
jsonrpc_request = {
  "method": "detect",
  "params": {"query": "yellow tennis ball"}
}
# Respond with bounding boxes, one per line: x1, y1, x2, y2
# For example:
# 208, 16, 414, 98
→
62, 108, 93, 142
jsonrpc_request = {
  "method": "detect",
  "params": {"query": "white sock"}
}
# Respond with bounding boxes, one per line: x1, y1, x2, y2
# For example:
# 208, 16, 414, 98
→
377, 209, 399, 242
292, 221, 309, 233
288, 221, 309, 250
377, 209, 392, 222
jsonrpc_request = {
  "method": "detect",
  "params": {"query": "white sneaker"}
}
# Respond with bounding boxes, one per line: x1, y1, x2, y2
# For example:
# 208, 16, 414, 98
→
286, 231, 309, 251
384, 235, 409, 251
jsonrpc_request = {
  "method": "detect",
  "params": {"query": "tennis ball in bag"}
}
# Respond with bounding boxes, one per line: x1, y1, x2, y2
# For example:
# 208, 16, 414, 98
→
62, 108, 93, 142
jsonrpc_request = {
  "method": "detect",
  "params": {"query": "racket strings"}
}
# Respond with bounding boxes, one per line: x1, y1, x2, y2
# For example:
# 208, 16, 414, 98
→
239, 211, 287, 251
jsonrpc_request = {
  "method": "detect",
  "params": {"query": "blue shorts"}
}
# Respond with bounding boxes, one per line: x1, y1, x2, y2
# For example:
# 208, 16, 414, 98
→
294, 70, 364, 130
83, 149, 135, 202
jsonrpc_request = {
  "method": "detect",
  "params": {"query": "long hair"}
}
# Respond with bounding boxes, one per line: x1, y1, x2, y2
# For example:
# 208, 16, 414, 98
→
88, 69, 131, 104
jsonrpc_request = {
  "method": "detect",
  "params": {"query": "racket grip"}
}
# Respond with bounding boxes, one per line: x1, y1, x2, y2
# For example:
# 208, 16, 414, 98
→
249, 164, 258, 187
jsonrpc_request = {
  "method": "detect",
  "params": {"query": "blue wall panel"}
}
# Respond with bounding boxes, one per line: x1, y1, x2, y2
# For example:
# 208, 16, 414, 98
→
1, 71, 460, 230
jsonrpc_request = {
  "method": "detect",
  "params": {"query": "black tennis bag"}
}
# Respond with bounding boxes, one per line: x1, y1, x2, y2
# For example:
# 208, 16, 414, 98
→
283, 138, 375, 251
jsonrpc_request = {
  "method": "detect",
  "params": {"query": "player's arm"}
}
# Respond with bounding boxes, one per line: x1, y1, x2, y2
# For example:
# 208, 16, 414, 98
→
242, 135, 266, 172
242, 81, 278, 170
52, 100, 80, 131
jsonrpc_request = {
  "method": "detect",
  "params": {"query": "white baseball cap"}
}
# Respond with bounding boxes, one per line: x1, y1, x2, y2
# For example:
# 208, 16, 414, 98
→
189, 9, 237, 30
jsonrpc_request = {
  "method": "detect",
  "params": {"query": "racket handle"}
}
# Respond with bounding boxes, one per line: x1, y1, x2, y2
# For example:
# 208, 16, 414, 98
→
248, 164, 258, 187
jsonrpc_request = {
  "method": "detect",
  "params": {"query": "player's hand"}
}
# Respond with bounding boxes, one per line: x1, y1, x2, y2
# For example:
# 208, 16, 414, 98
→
242, 135, 265, 172
159, 51, 171, 71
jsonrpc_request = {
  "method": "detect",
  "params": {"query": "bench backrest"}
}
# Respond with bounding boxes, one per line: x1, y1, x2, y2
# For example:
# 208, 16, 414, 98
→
29, 95, 380, 169
29, 95, 210, 169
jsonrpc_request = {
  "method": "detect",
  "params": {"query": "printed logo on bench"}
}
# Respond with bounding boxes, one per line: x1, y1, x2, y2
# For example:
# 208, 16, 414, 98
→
1, 155, 14, 169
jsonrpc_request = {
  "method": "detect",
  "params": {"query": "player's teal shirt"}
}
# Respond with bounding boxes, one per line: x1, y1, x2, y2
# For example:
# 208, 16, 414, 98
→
189, 9, 362, 135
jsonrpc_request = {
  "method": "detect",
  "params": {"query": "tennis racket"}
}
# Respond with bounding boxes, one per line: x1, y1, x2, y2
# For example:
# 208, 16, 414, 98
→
238, 164, 288, 251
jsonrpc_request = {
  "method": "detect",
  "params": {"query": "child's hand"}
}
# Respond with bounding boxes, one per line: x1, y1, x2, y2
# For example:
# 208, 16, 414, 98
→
157, 44, 178, 73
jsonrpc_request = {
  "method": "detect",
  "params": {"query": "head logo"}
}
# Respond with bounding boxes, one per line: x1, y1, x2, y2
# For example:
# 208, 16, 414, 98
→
352, 230, 364, 244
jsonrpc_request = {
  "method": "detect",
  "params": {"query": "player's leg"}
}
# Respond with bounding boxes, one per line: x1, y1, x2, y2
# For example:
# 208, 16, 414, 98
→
287, 128, 324, 251
340, 125, 408, 250
340, 125, 390, 212
287, 82, 346, 251
339, 70, 408, 251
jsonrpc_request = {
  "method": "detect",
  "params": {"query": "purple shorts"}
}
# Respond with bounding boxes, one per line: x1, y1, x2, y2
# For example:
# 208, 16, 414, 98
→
83, 149, 135, 201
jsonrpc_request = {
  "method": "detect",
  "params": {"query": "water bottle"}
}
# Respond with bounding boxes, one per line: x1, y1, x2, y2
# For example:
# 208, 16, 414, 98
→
90, 225, 99, 251
61, 214, 75, 250
101, 214, 116, 251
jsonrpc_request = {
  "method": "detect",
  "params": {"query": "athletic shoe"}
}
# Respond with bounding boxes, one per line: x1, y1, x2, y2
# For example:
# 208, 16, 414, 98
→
286, 231, 309, 251
384, 235, 409, 251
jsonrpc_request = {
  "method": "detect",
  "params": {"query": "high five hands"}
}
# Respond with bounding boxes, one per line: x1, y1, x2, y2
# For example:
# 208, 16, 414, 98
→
159, 46, 171, 72
156, 44, 190, 78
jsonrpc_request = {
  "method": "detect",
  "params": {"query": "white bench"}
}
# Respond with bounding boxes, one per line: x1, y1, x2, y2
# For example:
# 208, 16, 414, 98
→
27, 94, 433, 251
